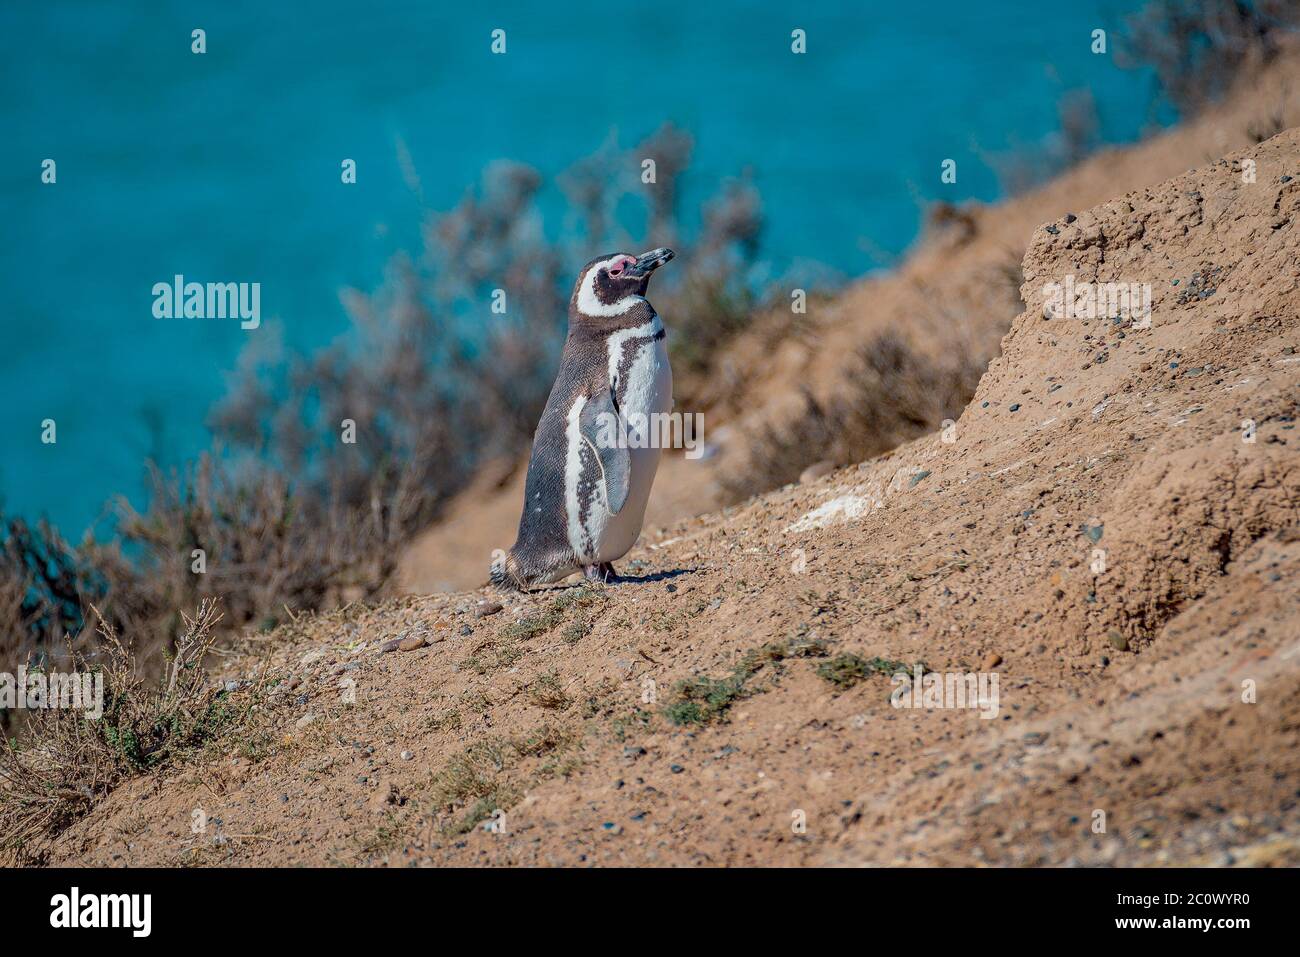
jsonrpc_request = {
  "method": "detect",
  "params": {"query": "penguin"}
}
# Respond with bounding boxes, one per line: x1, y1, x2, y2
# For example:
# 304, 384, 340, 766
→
491, 248, 676, 590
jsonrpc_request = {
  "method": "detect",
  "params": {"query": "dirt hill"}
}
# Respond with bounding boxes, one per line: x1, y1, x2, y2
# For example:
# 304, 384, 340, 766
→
41, 119, 1300, 866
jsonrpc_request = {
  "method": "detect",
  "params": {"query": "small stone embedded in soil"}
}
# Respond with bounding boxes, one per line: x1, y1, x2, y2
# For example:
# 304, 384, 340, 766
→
981, 653, 1003, 670
1108, 631, 1129, 651
799, 460, 835, 484
294, 712, 317, 730
401, 750, 414, 761
474, 600, 504, 618
670, 764, 685, 774
398, 634, 428, 652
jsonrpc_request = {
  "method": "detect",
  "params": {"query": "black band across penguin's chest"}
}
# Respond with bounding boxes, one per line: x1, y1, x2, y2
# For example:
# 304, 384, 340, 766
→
611, 328, 665, 406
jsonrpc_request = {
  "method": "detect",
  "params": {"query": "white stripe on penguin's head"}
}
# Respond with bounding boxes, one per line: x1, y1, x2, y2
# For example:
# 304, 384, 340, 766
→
577, 256, 641, 317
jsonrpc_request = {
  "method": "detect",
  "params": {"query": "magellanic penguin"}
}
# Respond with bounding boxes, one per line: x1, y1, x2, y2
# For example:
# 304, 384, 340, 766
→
491, 248, 676, 590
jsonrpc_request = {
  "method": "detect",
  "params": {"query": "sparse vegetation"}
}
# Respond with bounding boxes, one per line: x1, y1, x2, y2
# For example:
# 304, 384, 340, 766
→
0, 599, 263, 863
817, 653, 923, 690
498, 586, 606, 644
427, 723, 576, 835
663, 635, 829, 726
527, 671, 572, 710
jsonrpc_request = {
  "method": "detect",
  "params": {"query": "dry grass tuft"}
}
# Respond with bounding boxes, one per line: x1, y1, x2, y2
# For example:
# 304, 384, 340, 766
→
0, 598, 261, 864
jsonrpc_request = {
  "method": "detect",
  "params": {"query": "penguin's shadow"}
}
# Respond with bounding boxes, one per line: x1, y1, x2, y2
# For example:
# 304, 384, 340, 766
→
608, 566, 696, 586
542, 567, 696, 590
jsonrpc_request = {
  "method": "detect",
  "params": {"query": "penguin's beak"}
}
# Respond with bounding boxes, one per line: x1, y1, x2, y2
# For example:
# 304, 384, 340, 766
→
626, 247, 675, 278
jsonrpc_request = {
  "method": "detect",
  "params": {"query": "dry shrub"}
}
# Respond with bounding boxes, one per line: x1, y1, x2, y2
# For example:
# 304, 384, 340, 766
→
1118, 0, 1300, 116
1, 519, 101, 680
0, 599, 253, 863
719, 329, 987, 503
993, 1, 1298, 195
111, 454, 404, 634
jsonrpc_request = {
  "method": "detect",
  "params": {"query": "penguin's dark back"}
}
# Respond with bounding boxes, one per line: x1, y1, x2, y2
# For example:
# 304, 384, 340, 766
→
512, 328, 608, 552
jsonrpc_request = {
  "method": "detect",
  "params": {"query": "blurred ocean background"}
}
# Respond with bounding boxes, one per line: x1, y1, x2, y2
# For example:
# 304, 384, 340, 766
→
0, 0, 1165, 537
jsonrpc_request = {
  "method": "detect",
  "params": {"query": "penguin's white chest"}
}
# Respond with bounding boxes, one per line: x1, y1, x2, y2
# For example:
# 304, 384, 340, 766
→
565, 316, 672, 564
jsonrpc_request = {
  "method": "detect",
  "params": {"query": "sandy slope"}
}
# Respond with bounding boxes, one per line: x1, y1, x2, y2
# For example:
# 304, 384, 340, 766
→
398, 48, 1300, 595
45, 123, 1300, 867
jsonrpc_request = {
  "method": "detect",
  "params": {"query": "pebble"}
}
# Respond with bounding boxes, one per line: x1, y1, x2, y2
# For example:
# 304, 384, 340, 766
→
368, 781, 400, 812
981, 652, 1003, 670
1108, 631, 1129, 652
799, 460, 836, 484
294, 712, 318, 730
475, 600, 504, 619
381, 633, 429, 653
401, 750, 414, 761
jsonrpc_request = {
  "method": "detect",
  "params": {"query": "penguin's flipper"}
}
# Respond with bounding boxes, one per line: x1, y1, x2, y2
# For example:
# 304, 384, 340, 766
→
579, 389, 631, 514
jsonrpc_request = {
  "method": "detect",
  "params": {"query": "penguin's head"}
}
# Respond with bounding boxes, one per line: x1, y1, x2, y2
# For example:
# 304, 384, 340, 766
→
573, 247, 675, 318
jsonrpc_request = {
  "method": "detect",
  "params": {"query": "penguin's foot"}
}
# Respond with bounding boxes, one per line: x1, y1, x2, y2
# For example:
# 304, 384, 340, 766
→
582, 562, 617, 584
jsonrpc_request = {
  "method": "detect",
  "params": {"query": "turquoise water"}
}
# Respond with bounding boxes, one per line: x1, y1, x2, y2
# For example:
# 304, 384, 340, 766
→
1, 0, 1162, 536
